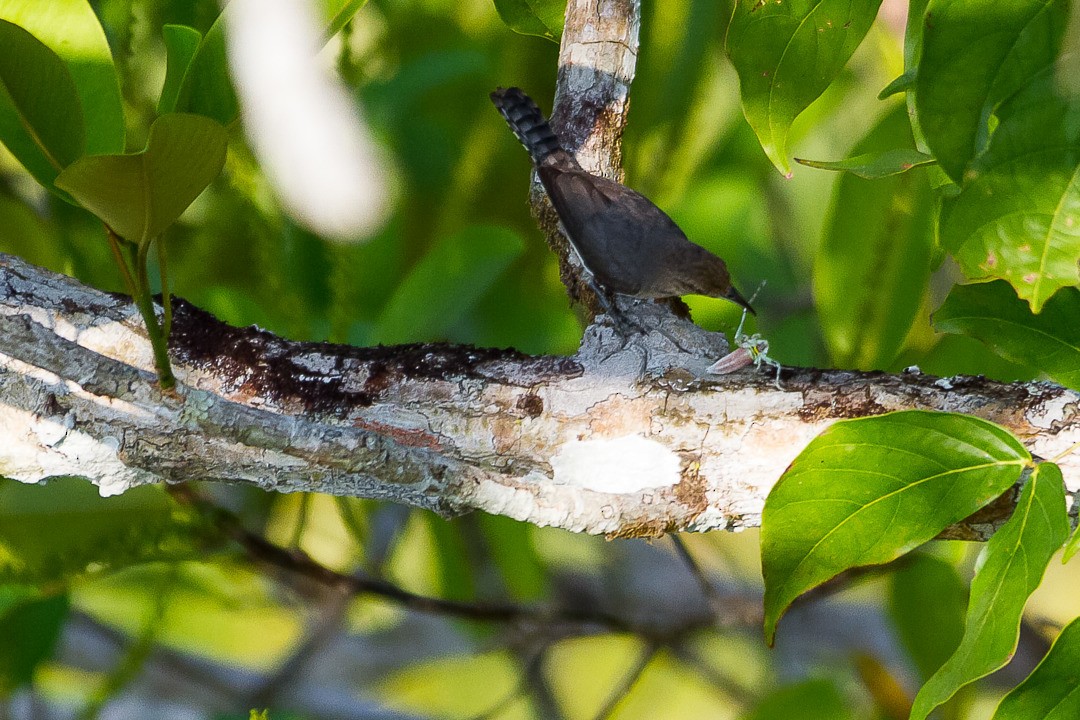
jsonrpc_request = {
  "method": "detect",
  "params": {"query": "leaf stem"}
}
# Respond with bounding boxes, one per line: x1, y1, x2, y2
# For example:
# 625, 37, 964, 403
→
107, 224, 177, 389
1049, 440, 1080, 464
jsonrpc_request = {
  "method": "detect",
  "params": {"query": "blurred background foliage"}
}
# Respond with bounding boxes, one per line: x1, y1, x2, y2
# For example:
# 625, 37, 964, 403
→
1, 0, 1076, 718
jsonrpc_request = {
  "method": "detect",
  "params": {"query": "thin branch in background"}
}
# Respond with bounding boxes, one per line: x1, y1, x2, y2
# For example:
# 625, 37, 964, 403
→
78, 565, 179, 720
669, 534, 724, 615
521, 647, 566, 720
589, 642, 658, 720
245, 584, 353, 709
669, 643, 757, 706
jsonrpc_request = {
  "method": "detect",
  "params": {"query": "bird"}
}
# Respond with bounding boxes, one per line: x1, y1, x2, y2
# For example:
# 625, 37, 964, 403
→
489, 86, 754, 321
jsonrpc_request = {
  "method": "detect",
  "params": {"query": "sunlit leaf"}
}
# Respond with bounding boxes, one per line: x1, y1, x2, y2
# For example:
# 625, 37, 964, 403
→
815, 105, 935, 370
0, 591, 68, 696
910, 462, 1069, 720
373, 225, 525, 344
379, 651, 519, 717
992, 615, 1080, 719
492, 0, 564, 42
0, 20, 84, 189
158, 24, 202, 115
0, 0, 124, 155
741, 678, 854, 720
796, 149, 935, 179
914, 0, 1069, 182
938, 64, 1080, 311
933, 281, 1080, 391
173, 15, 238, 127
887, 553, 966, 682
0, 478, 208, 586
762, 411, 1029, 644
321, 0, 370, 38
76, 561, 302, 670
55, 113, 228, 244
726, 0, 884, 175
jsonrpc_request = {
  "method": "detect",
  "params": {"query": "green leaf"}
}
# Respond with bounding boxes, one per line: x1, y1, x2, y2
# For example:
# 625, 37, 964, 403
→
993, 615, 1080, 719
933, 281, 1080, 391
887, 553, 967, 682
0, 478, 209, 586
0, 20, 84, 189
914, 0, 1069, 182
740, 678, 855, 720
158, 24, 202, 115
1064, 523, 1080, 563
492, 0, 565, 42
938, 64, 1080, 312
814, 105, 935, 370
910, 462, 1069, 720
796, 149, 935, 179
0, 591, 68, 696
726, 0, 884, 175
55, 113, 228, 244
0, 0, 124, 155
761, 411, 1029, 644
373, 225, 525, 344
321, 0, 370, 38
173, 16, 239, 127
878, 71, 915, 100
477, 514, 548, 601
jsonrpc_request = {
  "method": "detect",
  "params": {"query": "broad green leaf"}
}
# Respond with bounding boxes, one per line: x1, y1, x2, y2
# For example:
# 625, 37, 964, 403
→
55, 113, 228, 244
933, 281, 1080, 391
321, 0, 370, 38
492, 0, 564, 42
0, 478, 208, 586
796, 149, 935, 179
910, 462, 1069, 720
993, 615, 1080, 719
726, 0, 884, 175
914, 0, 1069, 183
0, 0, 124, 155
887, 553, 966, 682
902, 0, 931, 153
0, 20, 84, 189
423, 515, 475, 602
76, 561, 301, 670
478, 514, 548, 601
762, 411, 1029, 644
373, 225, 525, 344
0, 591, 68, 696
1064, 522, 1080, 563
938, 65, 1080, 311
740, 679, 854, 720
173, 16, 238, 127
814, 106, 935, 370
158, 24, 202, 115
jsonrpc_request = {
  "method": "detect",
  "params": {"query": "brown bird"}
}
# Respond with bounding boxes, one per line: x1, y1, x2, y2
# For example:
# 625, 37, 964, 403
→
490, 86, 754, 318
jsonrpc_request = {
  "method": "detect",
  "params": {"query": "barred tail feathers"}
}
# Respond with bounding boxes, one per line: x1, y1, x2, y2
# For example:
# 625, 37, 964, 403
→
490, 87, 563, 166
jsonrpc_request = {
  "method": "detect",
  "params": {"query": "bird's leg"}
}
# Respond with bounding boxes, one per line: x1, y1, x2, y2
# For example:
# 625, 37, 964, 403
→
586, 277, 643, 339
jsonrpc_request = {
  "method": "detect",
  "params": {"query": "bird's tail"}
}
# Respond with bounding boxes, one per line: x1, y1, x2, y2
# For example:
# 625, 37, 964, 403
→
490, 87, 563, 166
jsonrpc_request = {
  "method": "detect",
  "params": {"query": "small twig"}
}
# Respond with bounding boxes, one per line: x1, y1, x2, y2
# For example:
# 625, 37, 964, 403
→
589, 641, 658, 720
669, 534, 725, 615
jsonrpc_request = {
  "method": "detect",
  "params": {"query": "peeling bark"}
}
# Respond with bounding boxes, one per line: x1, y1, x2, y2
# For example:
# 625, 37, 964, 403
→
2, 254, 1077, 537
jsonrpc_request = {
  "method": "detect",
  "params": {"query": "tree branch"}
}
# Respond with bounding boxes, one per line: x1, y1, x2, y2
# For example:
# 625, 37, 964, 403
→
2, 253, 1077, 537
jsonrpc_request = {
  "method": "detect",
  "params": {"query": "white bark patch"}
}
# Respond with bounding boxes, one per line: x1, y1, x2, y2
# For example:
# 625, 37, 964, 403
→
551, 434, 679, 493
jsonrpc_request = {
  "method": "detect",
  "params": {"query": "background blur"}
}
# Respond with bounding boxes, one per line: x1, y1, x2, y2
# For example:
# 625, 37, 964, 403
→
2, 0, 1078, 718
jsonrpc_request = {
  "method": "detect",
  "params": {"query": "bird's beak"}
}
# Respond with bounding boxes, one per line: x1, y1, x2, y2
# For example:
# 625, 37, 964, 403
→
726, 285, 756, 315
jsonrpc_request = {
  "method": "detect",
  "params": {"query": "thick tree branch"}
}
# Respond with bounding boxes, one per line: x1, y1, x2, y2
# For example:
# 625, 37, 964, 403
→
2, 254, 1077, 537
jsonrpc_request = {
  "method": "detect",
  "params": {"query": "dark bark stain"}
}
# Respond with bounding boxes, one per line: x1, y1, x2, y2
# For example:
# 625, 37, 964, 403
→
168, 299, 582, 416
